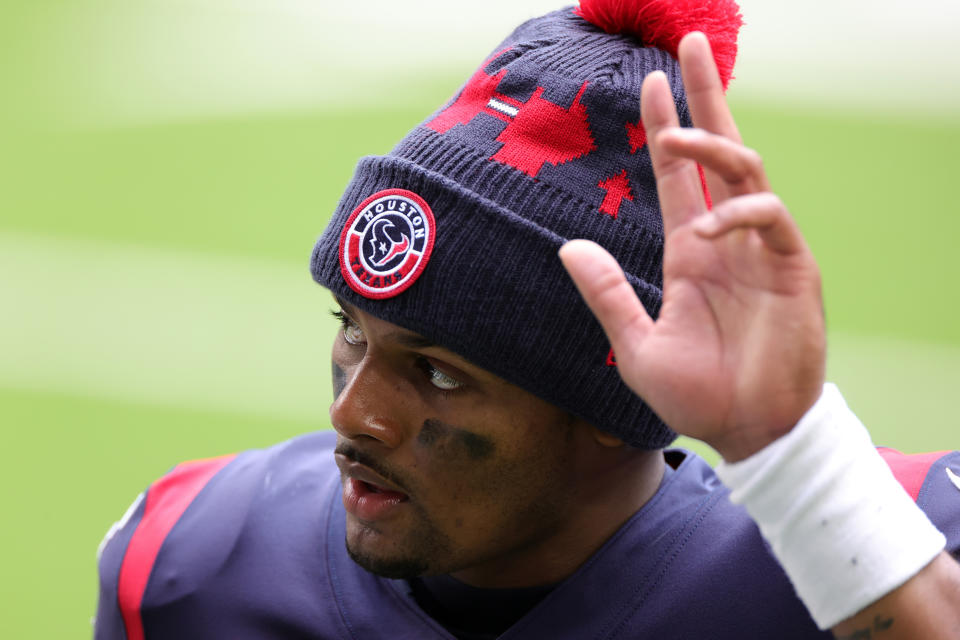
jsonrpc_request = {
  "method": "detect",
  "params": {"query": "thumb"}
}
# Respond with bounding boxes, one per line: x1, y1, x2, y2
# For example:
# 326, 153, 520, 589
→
558, 239, 654, 354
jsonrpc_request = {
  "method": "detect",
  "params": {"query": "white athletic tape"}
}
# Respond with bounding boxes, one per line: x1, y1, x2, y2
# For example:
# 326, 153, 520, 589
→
715, 383, 946, 629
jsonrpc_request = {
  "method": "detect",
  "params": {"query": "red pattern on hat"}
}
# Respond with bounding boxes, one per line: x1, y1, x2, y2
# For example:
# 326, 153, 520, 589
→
598, 170, 634, 218
490, 82, 596, 177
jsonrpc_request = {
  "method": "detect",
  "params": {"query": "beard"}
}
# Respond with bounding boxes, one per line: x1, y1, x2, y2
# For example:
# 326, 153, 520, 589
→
343, 500, 456, 580
346, 541, 432, 579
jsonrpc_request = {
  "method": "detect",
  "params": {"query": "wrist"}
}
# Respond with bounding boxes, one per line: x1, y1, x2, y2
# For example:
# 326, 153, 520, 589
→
708, 386, 823, 463
715, 383, 946, 629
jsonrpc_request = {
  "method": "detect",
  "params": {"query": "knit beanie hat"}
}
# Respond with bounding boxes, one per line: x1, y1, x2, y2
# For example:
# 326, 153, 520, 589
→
311, 0, 743, 449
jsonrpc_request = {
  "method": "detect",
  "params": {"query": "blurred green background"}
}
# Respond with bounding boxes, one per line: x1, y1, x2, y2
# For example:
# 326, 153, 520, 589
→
2, 1, 959, 637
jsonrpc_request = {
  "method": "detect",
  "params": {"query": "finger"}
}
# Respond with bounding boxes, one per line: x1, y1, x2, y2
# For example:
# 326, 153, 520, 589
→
677, 32, 744, 203
558, 239, 654, 347
657, 128, 771, 196
678, 32, 742, 142
692, 192, 804, 255
641, 71, 707, 236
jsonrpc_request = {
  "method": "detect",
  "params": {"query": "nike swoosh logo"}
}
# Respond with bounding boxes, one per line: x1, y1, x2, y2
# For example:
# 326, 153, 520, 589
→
947, 467, 960, 492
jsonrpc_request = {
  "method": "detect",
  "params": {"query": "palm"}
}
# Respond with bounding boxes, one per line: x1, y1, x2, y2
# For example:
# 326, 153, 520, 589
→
561, 34, 825, 461
635, 222, 822, 453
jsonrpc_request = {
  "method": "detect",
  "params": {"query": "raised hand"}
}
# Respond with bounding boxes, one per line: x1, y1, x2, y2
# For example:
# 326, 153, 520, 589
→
559, 32, 825, 462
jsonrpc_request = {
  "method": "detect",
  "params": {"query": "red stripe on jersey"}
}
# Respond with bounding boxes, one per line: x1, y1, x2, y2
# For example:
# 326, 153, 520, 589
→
117, 454, 236, 640
877, 447, 950, 502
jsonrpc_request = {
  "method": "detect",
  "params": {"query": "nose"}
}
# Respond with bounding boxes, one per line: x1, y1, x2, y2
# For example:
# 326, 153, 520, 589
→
329, 355, 411, 449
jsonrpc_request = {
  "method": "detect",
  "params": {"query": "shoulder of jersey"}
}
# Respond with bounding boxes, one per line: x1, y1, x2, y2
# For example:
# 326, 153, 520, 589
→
878, 448, 958, 501
137, 429, 337, 563
878, 447, 960, 557
143, 430, 335, 535
98, 431, 338, 637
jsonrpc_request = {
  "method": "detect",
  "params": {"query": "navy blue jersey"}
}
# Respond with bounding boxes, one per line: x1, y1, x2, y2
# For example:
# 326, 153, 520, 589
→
95, 432, 960, 639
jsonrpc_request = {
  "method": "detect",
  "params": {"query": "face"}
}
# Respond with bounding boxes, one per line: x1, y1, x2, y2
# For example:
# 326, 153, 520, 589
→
329, 299, 598, 585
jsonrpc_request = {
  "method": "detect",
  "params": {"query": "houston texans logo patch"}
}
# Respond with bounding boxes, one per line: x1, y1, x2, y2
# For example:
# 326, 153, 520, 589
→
339, 189, 436, 299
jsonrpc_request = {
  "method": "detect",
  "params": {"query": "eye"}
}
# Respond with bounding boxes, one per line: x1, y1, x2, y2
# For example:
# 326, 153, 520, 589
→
420, 359, 463, 391
344, 323, 365, 345
331, 310, 366, 346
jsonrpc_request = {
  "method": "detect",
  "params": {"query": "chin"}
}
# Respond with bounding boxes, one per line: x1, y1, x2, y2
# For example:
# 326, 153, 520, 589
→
346, 539, 431, 579
343, 509, 454, 579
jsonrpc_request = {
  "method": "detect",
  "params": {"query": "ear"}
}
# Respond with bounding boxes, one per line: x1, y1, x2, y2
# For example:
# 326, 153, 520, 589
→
590, 425, 626, 448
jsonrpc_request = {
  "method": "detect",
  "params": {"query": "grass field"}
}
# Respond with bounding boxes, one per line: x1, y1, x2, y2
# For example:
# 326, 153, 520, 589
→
3, 5, 960, 637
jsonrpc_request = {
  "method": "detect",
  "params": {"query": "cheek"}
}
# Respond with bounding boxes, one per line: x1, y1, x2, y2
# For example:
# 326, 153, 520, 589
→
332, 361, 347, 400
330, 337, 362, 400
416, 419, 495, 463
412, 419, 500, 499
410, 418, 569, 527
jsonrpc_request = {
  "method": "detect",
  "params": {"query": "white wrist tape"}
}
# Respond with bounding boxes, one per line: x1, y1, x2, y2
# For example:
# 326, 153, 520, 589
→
715, 383, 945, 629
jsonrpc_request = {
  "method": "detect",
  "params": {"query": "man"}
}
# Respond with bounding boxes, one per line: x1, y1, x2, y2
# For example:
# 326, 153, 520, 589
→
95, 1, 960, 638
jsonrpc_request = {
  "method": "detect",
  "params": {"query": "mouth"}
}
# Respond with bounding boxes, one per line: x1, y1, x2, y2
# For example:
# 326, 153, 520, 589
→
335, 453, 410, 521
349, 476, 409, 502
357, 479, 405, 496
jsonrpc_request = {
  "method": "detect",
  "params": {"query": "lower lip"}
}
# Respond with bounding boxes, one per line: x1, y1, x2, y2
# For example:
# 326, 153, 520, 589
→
342, 477, 409, 521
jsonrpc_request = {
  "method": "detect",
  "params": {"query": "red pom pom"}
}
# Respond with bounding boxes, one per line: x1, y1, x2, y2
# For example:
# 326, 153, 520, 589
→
575, 0, 743, 89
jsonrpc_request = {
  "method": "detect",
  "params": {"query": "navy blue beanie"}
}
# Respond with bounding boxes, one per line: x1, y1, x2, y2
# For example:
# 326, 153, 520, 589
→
311, 3, 742, 448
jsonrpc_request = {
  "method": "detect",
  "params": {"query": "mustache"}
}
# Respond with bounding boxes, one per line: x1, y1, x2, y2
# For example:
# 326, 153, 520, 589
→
334, 442, 411, 493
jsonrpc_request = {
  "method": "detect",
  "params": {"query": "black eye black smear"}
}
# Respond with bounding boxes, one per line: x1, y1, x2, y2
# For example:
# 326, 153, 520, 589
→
332, 362, 347, 400
418, 419, 495, 461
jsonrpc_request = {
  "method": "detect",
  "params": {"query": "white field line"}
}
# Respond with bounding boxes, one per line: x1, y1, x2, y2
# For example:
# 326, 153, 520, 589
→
2, 232, 960, 454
